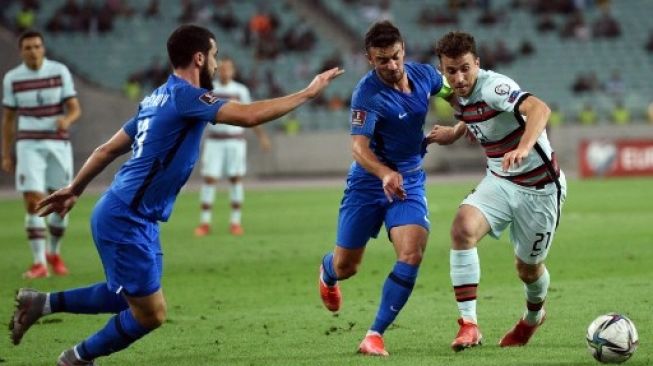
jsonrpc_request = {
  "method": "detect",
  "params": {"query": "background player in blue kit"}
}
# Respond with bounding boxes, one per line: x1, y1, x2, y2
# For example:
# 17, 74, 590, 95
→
8, 24, 343, 365
317, 21, 450, 357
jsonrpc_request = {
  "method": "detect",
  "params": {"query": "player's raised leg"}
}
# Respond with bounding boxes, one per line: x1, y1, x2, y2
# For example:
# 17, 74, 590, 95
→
10, 283, 129, 346
58, 290, 165, 365
449, 205, 489, 352
358, 224, 426, 357
499, 261, 549, 347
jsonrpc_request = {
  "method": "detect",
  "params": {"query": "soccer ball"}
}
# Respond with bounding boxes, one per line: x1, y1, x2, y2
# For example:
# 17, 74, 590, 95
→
586, 313, 639, 364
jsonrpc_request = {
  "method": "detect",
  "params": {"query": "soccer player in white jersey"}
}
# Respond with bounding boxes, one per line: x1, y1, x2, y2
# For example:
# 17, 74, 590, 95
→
427, 31, 567, 351
1, 30, 81, 279
195, 57, 271, 237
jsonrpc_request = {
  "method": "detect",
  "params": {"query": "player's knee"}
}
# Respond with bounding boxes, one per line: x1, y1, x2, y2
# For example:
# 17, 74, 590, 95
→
516, 261, 542, 284
133, 301, 167, 329
334, 261, 358, 279
398, 249, 423, 265
450, 223, 476, 249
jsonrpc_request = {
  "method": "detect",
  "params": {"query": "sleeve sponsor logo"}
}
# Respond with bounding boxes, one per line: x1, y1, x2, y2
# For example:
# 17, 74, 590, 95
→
200, 91, 220, 105
495, 83, 511, 95
507, 89, 522, 103
351, 109, 367, 126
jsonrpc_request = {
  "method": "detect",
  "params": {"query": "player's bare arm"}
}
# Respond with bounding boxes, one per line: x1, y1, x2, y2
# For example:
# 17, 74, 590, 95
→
37, 129, 133, 216
1, 107, 17, 173
253, 126, 272, 151
215, 67, 344, 127
56, 97, 82, 131
501, 95, 551, 171
351, 135, 406, 202
426, 121, 467, 145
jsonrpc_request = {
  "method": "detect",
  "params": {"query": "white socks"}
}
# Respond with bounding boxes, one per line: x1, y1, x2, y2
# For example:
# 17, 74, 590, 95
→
450, 248, 480, 323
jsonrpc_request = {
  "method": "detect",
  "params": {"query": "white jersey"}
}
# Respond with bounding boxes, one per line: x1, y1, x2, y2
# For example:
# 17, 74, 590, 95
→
206, 80, 251, 136
2, 58, 76, 140
454, 69, 560, 188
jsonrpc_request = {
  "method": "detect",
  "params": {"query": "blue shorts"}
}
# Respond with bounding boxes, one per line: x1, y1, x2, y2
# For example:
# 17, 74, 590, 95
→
336, 171, 429, 249
91, 191, 162, 297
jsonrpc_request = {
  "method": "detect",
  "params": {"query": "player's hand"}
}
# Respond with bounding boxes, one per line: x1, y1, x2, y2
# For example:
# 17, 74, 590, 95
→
382, 171, 406, 203
56, 118, 70, 131
259, 135, 272, 152
502, 148, 530, 171
1, 156, 14, 173
426, 125, 457, 145
304, 67, 345, 99
36, 186, 78, 217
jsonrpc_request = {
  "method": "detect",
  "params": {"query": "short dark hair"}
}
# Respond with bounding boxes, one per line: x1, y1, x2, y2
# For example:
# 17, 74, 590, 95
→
18, 30, 44, 48
435, 31, 477, 59
364, 20, 403, 51
167, 24, 216, 68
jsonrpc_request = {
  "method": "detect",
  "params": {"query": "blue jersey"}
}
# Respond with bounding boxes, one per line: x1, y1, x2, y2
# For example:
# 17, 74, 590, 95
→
109, 75, 227, 221
348, 62, 444, 186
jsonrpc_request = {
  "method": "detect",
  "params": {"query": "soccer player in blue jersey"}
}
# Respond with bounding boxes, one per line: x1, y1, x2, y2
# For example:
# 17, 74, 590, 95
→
8, 24, 343, 365
317, 21, 451, 356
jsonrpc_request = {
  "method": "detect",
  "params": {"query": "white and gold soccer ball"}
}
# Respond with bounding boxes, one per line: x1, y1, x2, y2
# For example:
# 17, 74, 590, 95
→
586, 313, 639, 364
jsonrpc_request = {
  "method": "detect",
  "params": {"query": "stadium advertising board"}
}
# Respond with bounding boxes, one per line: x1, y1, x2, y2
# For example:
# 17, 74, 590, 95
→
579, 139, 653, 178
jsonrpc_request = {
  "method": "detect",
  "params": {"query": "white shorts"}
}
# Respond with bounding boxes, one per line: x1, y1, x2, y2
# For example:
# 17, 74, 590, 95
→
200, 138, 247, 179
461, 170, 567, 264
15, 139, 73, 193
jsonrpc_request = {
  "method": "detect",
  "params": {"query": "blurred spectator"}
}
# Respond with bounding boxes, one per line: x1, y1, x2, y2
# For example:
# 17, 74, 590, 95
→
123, 75, 142, 102
255, 31, 280, 60
560, 11, 590, 41
571, 72, 599, 93
592, 9, 621, 38
603, 70, 624, 98
319, 52, 344, 73
15, 5, 36, 32
478, 9, 498, 26
142, 57, 168, 88
644, 30, 653, 53
178, 0, 196, 23
327, 94, 346, 111
143, 0, 160, 19
610, 100, 630, 125
578, 103, 598, 125
282, 21, 316, 52
46, 11, 67, 33
519, 39, 535, 56
213, 3, 238, 30
478, 43, 496, 70
281, 113, 300, 135
648, 101, 653, 124
548, 103, 564, 127
21, 0, 40, 11
494, 40, 515, 65
536, 14, 556, 33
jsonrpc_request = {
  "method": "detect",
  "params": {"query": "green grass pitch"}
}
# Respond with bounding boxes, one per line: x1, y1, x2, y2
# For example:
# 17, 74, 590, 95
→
1, 177, 651, 365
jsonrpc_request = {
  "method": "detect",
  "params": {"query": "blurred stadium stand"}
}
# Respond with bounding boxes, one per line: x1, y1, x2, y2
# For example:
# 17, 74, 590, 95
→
1, 0, 652, 186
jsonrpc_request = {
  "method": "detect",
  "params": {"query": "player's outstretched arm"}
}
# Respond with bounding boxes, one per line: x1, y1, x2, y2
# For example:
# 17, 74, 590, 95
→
37, 129, 133, 216
1, 107, 17, 173
425, 121, 467, 145
215, 67, 344, 127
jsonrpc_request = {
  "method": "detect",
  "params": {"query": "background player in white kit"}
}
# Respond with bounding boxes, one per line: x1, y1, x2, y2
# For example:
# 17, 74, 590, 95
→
427, 31, 566, 351
1, 30, 81, 279
195, 57, 271, 237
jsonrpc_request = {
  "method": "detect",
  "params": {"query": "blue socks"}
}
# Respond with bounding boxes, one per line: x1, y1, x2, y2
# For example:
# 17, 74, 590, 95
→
50, 283, 129, 314
321, 252, 338, 286
371, 261, 419, 334
77, 309, 151, 360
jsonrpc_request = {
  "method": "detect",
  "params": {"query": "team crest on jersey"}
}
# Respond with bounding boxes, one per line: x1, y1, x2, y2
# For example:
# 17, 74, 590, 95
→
199, 91, 220, 105
508, 90, 521, 103
351, 110, 367, 126
495, 83, 510, 95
